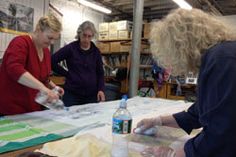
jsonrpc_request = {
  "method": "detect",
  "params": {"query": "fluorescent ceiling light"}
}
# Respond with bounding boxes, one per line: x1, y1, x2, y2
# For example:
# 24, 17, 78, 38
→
77, 0, 112, 14
172, 0, 192, 10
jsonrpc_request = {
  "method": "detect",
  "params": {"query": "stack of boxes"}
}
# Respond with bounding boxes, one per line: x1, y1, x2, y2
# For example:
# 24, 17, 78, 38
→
98, 22, 109, 40
97, 21, 151, 54
143, 23, 151, 39
97, 20, 133, 54
98, 20, 133, 41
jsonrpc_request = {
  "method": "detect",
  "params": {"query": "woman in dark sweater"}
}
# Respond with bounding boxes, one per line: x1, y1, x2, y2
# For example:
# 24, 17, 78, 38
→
136, 8, 236, 157
52, 21, 105, 106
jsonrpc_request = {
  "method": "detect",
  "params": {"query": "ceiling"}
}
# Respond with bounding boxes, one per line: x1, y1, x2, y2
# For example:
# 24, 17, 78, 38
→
92, 0, 236, 21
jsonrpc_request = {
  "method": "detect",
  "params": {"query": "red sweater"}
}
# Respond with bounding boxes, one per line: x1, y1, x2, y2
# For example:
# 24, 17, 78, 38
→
0, 35, 51, 115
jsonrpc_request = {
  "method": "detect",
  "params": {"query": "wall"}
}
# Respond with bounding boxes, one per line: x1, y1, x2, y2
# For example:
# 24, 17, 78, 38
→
219, 15, 236, 33
0, 0, 49, 59
0, 0, 105, 59
50, 0, 104, 48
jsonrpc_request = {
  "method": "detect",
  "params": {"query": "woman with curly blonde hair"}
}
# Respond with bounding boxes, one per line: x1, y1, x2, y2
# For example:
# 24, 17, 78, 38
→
136, 8, 236, 157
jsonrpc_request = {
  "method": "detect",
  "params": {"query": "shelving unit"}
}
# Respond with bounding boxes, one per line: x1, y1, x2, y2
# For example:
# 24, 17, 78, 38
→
97, 21, 154, 94
97, 39, 153, 93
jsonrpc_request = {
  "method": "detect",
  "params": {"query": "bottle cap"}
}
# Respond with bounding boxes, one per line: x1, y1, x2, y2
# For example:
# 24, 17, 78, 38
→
119, 99, 127, 108
122, 95, 128, 101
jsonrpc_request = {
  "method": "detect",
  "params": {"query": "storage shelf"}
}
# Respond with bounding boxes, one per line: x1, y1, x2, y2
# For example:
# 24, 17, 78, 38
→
101, 51, 129, 54
139, 65, 152, 68
98, 38, 148, 42
99, 37, 152, 94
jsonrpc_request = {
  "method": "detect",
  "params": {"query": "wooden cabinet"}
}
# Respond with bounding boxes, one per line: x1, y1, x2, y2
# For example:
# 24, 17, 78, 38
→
153, 81, 167, 98
50, 76, 65, 86
166, 83, 197, 100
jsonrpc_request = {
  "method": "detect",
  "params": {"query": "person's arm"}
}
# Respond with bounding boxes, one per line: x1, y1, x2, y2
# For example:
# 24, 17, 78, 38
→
18, 72, 59, 101
51, 45, 70, 76
160, 115, 180, 128
135, 114, 180, 134
48, 80, 64, 96
184, 57, 236, 156
96, 48, 105, 100
173, 101, 201, 134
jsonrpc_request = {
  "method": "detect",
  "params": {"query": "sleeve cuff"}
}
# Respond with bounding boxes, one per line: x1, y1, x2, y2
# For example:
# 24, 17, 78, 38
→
173, 111, 194, 134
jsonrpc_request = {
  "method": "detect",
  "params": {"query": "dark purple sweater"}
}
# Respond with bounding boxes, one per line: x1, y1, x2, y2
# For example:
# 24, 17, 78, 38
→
51, 40, 104, 97
173, 41, 236, 157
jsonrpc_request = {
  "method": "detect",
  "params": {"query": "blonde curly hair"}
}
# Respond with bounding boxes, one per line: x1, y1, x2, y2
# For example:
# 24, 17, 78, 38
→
150, 8, 236, 75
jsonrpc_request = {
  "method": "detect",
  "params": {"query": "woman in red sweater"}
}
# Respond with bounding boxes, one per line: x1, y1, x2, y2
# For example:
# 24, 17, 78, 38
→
0, 14, 64, 115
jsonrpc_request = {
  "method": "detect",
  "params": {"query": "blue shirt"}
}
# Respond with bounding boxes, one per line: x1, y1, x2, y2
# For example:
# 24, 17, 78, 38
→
173, 41, 236, 157
51, 40, 104, 97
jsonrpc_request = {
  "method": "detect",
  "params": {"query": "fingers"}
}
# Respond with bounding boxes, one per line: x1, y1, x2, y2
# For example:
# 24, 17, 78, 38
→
56, 86, 64, 96
46, 90, 59, 103
136, 118, 154, 130
36, 88, 59, 105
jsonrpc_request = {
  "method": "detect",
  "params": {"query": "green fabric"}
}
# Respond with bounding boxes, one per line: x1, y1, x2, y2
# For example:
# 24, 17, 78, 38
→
0, 128, 42, 140
0, 134, 64, 153
0, 123, 27, 132
0, 117, 76, 154
0, 119, 13, 125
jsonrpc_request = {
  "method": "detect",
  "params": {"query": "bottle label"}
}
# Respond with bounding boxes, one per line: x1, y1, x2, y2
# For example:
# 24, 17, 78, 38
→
112, 118, 132, 134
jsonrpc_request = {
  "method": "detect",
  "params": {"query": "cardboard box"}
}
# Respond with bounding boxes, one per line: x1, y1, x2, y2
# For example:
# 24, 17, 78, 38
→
99, 22, 109, 32
98, 31, 109, 40
109, 30, 118, 40
109, 22, 117, 31
110, 42, 120, 52
109, 41, 149, 52
110, 42, 131, 52
120, 44, 131, 52
144, 23, 151, 39
117, 20, 133, 31
96, 42, 110, 53
118, 30, 132, 39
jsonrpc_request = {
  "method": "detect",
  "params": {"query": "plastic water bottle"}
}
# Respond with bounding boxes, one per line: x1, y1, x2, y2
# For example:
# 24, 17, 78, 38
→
35, 86, 65, 110
111, 95, 132, 157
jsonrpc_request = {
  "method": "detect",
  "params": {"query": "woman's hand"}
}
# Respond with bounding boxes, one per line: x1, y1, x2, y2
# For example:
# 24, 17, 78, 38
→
97, 91, 105, 102
135, 116, 162, 133
53, 86, 64, 96
41, 87, 59, 104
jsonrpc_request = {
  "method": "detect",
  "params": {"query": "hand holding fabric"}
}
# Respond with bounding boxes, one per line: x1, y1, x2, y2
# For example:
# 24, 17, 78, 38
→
135, 116, 162, 134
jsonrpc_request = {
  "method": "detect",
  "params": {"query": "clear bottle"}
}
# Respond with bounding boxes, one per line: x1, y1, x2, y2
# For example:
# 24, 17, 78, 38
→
35, 86, 65, 110
111, 95, 132, 157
